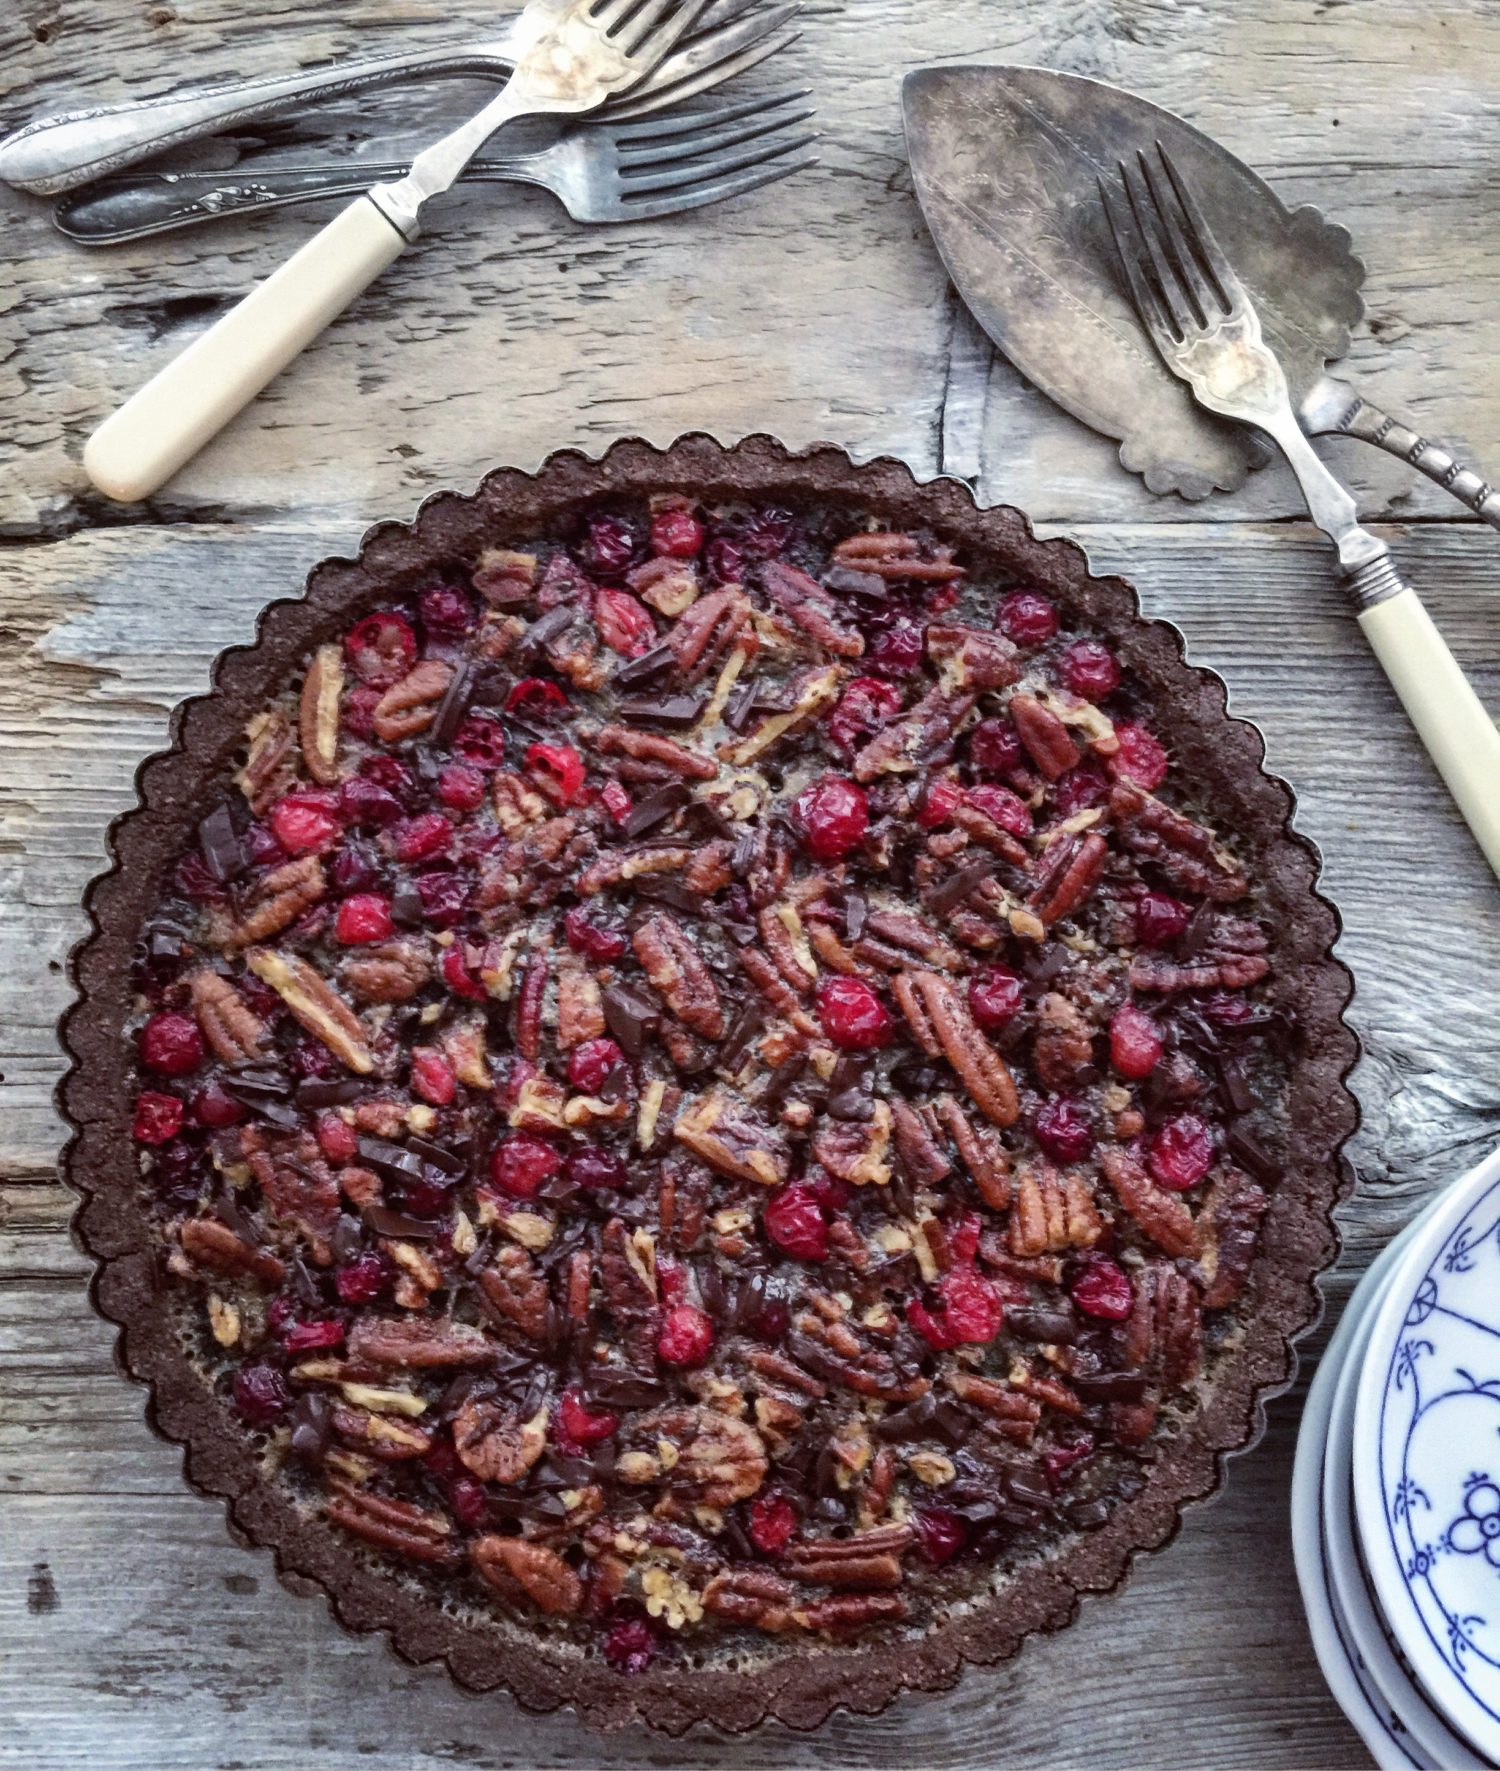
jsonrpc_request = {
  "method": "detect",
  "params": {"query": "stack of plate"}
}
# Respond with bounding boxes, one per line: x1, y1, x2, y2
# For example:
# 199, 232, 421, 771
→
1293, 1147, 1500, 1769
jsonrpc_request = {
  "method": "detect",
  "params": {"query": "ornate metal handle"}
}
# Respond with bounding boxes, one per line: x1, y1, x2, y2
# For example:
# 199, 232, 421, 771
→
1331, 391, 1500, 534
0, 36, 521, 196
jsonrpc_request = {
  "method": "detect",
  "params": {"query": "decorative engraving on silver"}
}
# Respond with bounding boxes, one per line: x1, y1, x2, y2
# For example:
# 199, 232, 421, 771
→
0, 0, 778, 196
53, 91, 819, 245
1099, 143, 1403, 608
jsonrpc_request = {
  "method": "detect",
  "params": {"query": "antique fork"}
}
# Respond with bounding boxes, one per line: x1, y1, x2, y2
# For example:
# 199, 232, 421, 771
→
1101, 144, 1500, 878
84, 0, 716, 504
0, 0, 780, 194
55, 89, 817, 245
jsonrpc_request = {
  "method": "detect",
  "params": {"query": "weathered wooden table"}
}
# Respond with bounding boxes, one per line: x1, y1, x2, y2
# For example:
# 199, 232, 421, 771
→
3, 2, 1498, 1765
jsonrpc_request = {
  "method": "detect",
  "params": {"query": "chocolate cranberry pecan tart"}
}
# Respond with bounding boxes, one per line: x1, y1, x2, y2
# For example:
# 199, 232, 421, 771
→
62, 436, 1356, 1733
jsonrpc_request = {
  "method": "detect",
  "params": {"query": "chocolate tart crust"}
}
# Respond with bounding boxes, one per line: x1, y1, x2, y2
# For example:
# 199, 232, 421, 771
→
58, 433, 1359, 1735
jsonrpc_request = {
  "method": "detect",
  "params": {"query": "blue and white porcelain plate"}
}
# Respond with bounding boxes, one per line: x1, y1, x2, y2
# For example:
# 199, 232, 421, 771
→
1354, 1147, 1500, 1765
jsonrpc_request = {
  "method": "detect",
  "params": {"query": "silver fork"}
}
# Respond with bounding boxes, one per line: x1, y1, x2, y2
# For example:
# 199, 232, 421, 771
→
84, 0, 717, 505
1101, 143, 1500, 879
55, 88, 817, 245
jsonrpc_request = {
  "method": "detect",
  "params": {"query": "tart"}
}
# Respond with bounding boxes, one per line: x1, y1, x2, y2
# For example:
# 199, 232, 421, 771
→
61, 435, 1357, 1733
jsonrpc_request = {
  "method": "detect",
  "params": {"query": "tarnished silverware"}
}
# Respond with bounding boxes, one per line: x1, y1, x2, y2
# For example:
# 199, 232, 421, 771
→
0, 0, 779, 195
55, 88, 817, 244
83, 0, 717, 504
1102, 143, 1500, 879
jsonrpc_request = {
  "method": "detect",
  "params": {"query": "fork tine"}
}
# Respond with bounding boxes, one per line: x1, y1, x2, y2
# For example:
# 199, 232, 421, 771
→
617, 96, 815, 168
617, 122, 818, 193
1117, 156, 1198, 340
607, 79, 807, 141
1098, 176, 1177, 348
602, 11, 802, 122
591, 0, 640, 31
1154, 142, 1242, 313
614, 145, 818, 219
1137, 148, 1219, 327
617, 0, 716, 58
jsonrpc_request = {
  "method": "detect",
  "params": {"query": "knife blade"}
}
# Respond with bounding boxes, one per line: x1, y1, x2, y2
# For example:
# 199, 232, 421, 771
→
902, 64, 1500, 528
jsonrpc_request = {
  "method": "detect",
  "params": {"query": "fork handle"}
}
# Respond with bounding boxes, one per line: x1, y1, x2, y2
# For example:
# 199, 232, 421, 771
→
1331, 393, 1500, 533
83, 196, 408, 502
1349, 555, 1500, 878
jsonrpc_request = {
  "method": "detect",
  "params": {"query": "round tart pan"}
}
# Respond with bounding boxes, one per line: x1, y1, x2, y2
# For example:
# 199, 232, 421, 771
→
58, 434, 1360, 1734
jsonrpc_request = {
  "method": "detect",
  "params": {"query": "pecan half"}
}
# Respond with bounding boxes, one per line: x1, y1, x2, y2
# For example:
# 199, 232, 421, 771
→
630, 1405, 768, 1506
471, 1535, 582, 1615
1124, 1264, 1204, 1388
702, 1567, 795, 1631
187, 969, 265, 1065
342, 938, 431, 1005
594, 723, 718, 780
760, 559, 864, 656
222, 854, 326, 949
852, 685, 975, 783
796, 1592, 910, 1633
235, 709, 297, 813
1195, 1165, 1268, 1309
453, 1398, 547, 1484
179, 1217, 284, 1286
1100, 1145, 1199, 1259
555, 951, 606, 1049
1009, 693, 1081, 781
252, 1145, 341, 1245
890, 1099, 953, 1187
492, 770, 551, 833
893, 971, 1019, 1126
347, 1316, 492, 1368
1110, 782, 1248, 901
684, 839, 734, 897
479, 1243, 551, 1341
1032, 991, 1095, 1089
298, 644, 343, 785
330, 1404, 433, 1462
925, 622, 1020, 692
781, 1523, 913, 1590
831, 531, 963, 582
1129, 951, 1270, 994
1028, 832, 1108, 925
758, 903, 818, 994
1008, 1162, 1102, 1256
372, 659, 454, 743
245, 948, 373, 1073
932, 1092, 1011, 1208
324, 1479, 458, 1566
667, 586, 754, 682
859, 909, 966, 973
673, 1089, 789, 1186
632, 913, 724, 1039
575, 844, 694, 897
812, 1101, 893, 1188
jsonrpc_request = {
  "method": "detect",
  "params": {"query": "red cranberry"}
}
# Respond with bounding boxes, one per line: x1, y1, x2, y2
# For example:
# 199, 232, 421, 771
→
999, 590, 1059, 646
330, 840, 384, 895
416, 869, 469, 928
914, 1506, 968, 1565
747, 1294, 791, 1343
865, 614, 925, 678
649, 505, 705, 559
908, 1267, 1005, 1350
969, 717, 1026, 779
793, 775, 869, 862
418, 581, 475, 636
916, 777, 962, 828
567, 1037, 624, 1094
191, 1081, 246, 1129
555, 1388, 619, 1452
339, 776, 405, 829
748, 1491, 797, 1554
315, 1113, 359, 1163
816, 976, 894, 1051
1134, 891, 1191, 948
133, 1090, 183, 1143
1043, 1432, 1096, 1491
656, 1259, 687, 1307
564, 1147, 628, 1191
1052, 759, 1112, 818
140, 1012, 204, 1076
342, 683, 382, 739
604, 1614, 657, 1673
737, 506, 793, 559
454, 715, 508, 768
599, 781, 632, 825
966, 783, 1032, 839
968, 965, 1023, 1031
826, 676, 903, 755
763, 1183, 829, 1262
594, 586, 656, 657
411, 1050, 457, 1107
282, 1317, 346, 1354
335, 1252, 392, 1304
334, 893, 393, 945
290, 1039, 336, 1080
1110, 721, 1169, 791
1202, 991, 1253, 1025
805, 1171, 851, 1214
242, 822, 286, 868
1059, 638, 1121, 701
440, 945, 487, 1001
505, 676, 568, 718
703, 534, 744, 585
489, 1134, 560, 1199
1109, 1003, 1163, 1080
1035, 1095, 1094, 1162
657, 1303, 714, 1366
525, 741, 586, 807
270, 789, 342, 856
564, 907, 627, 961
394, 813, 453, 864
344, 611, 417, 687
149, 1138, 201, 1206
450, 1477, 491, 1530
396, 1177, 453, 1220
437, 763, 487, 812
1070, 1254, 1134, 1320
232, 1362, 290, 1426
582, 513, 643, 577
172, 851, 228, 902
1148, 1113, 1215, 1190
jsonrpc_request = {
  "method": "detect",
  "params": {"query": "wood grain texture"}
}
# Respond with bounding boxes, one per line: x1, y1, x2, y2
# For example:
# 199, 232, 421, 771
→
2, 0, 1499, 1764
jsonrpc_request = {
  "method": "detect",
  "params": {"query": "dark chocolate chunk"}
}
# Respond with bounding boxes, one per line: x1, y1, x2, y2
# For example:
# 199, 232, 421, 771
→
391, 881, 424, 928
1225, 1123, 1282, 1182
405, 1134, 466, 1178
1071, 1370, 1148, 1403
717, 1001, 767, 1073
843, 891, 868, 943
928, 856, 997, 914
723, 679, 759, 731
330, 1212, 364, 1263
1008, 1306, 1078, 1345
610, 641, 674, 688
614, 692, 706, 728
623, 782, 690, 838
633, 876, 703, 915
601, 983, 660, 1058
221, 1064, 292, 1105
198, 803, 246, 884
355, 1137, 428, 1180
362, 1203, 441, 1239
288, 1392, 332, 1463
296, 1076, 364, 1108
514, 604, 574, 663
429, 659, 476, 749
